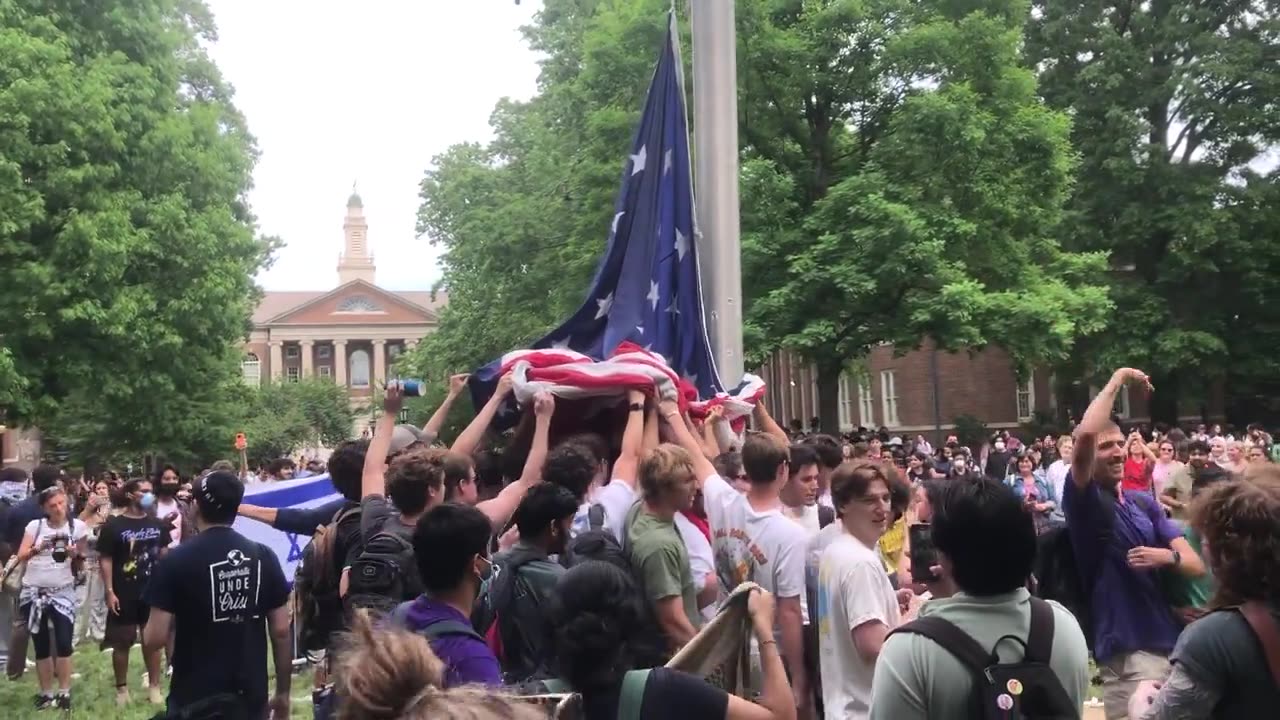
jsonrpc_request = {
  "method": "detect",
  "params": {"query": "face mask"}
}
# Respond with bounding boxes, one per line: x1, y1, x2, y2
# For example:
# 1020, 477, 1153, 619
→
139, 492, 156, 510
994, 442, 1006, 452
158, 483, 179, 496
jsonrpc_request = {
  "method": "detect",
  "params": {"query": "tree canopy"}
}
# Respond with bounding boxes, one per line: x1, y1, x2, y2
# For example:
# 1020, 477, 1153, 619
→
235, 379, 355, 468
0, 0, 275, 453
1027, 0, 1280, 420
409, 0, 1110, 431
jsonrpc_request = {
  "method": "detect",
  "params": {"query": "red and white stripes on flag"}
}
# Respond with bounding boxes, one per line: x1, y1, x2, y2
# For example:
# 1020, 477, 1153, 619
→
506, 342, 684, 406
687, 373, 767, 432
500, 343, 768, 432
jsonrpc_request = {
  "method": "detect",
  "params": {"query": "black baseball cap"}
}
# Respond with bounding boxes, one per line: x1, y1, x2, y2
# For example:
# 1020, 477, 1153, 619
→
197, 470, 245, 518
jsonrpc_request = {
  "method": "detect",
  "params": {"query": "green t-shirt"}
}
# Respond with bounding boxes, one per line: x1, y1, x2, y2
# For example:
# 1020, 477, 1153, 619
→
1161, 526, 1215, 609
626, 504, 702, 637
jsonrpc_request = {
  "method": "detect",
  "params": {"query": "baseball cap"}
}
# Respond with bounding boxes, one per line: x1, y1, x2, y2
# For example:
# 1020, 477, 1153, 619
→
887, 436, 903, 447
389, 425, 426, 456
197, 470, 245, 517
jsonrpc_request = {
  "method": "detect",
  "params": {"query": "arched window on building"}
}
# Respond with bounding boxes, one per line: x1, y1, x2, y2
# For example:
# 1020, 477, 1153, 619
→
242, 353, 261, 386
349, 349, 371, 388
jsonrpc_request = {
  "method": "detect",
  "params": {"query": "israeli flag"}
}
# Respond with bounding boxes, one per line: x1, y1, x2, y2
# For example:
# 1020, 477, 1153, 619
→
233, 474, 340, 581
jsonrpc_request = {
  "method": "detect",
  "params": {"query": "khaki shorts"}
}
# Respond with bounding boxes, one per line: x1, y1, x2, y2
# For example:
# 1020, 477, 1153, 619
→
1099, 650, 1170, 719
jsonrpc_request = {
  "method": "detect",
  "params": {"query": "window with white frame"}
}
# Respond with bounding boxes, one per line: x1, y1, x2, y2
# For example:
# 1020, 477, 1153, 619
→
318, 365, 332, 379
837, 374, 856, 431
241, 353, 261, 386
1116, 385, 1131, 419
858, 378, 875, 427
880, 370, 900, 427
317, 345, 332, 360
349, 349, 371, 388
284, 345, 299, 359
286, 367, 300, 383
1016, 377, 1035, 421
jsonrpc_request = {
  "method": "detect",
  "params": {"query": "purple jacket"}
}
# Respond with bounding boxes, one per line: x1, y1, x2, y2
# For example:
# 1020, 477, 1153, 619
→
397, 596, 500, 688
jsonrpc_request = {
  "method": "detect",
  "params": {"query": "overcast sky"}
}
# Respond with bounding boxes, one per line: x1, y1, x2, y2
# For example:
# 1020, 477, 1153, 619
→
204, 1, 543, 291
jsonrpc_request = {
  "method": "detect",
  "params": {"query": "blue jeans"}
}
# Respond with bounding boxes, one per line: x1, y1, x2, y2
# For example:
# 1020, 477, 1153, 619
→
313, 685, 336, 720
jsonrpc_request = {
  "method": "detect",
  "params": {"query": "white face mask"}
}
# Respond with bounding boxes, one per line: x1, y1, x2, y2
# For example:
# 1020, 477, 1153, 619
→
994, 442, 1006, 452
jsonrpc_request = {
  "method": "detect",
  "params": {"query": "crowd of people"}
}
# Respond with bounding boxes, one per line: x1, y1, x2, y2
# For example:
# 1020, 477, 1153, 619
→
0, 366, 1277, 719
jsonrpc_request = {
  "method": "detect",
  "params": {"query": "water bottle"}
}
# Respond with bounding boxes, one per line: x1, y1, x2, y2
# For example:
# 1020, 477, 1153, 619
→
388, 379, 427, 397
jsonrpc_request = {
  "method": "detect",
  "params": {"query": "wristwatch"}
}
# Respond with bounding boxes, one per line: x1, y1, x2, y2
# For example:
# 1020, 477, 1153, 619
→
1170, 549, 1182, 567
628, 402, 644, 412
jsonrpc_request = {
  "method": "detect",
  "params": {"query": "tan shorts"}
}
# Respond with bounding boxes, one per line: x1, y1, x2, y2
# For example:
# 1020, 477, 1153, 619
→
1099, 650, 1170, 719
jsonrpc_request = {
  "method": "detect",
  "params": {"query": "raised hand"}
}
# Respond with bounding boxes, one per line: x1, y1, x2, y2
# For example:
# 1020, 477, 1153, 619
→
534, 391, 555, 418
448, 373, 470, 395
496, 372, 515, 397
383, 382, 404, 416
1112, 367, 1154, 392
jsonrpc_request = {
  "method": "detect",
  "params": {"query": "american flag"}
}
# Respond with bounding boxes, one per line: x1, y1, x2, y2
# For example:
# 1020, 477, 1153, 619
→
470, 13, 725, 418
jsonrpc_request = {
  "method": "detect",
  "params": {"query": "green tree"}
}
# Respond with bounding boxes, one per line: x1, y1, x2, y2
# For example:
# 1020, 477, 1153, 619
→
0, 1, 275, 449
740, 0, 1110, 431
1026, 0, 1280, 420
410, 0, 1110, 433
236, 380, 355, 467
408, 1, 674, 384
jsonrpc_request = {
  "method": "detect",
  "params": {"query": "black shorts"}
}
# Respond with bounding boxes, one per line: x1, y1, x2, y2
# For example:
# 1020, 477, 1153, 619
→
104, 591, 150, 645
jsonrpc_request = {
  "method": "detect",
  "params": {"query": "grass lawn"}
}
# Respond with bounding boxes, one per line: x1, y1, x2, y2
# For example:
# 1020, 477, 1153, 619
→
0, 642, 315, 720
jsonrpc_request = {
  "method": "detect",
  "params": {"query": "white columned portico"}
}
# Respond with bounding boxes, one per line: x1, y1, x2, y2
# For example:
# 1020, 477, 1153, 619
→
372, 339, 386, 387
333, 339, 348, 386
269, 341, 283, 380
299, 339, 314, 378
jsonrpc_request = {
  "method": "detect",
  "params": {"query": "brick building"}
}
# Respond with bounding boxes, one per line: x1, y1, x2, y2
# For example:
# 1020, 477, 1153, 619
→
241, 191, 444, 435
757, 341, 1163, 443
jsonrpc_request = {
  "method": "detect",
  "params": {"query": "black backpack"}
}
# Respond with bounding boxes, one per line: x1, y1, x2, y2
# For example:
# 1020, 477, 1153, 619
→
562, 504, 629, 570
293, 505, 359, 650
889, 597, 1077, 719
1031, 526, 1093, 652
472, 547, 553, 683
344, 528, 422, 617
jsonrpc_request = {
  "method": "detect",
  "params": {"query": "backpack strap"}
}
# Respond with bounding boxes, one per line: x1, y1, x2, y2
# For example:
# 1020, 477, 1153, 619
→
890, 616, 993, 675
388, 600, 417, 629
617, 668, 651, 720
1238, 601, 1280, 687
588, 504, 606, 531
1024, 596, 1056, 664
421, 619, 485, 644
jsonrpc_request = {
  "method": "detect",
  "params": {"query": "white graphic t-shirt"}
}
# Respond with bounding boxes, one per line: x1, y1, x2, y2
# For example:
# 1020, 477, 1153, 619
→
701, 473, 807, 602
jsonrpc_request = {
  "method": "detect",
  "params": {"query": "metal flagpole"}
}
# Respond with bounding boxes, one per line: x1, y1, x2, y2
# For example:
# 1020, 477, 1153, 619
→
690, 0, 744, 388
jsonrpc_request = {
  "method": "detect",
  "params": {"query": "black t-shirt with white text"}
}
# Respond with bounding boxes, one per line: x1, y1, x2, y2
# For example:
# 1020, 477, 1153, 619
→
144, 526, 289, 711
97, 513, 170, 602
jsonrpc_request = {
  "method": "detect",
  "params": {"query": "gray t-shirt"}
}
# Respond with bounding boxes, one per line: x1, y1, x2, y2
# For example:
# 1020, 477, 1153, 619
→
1146, 607, 1280, 719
